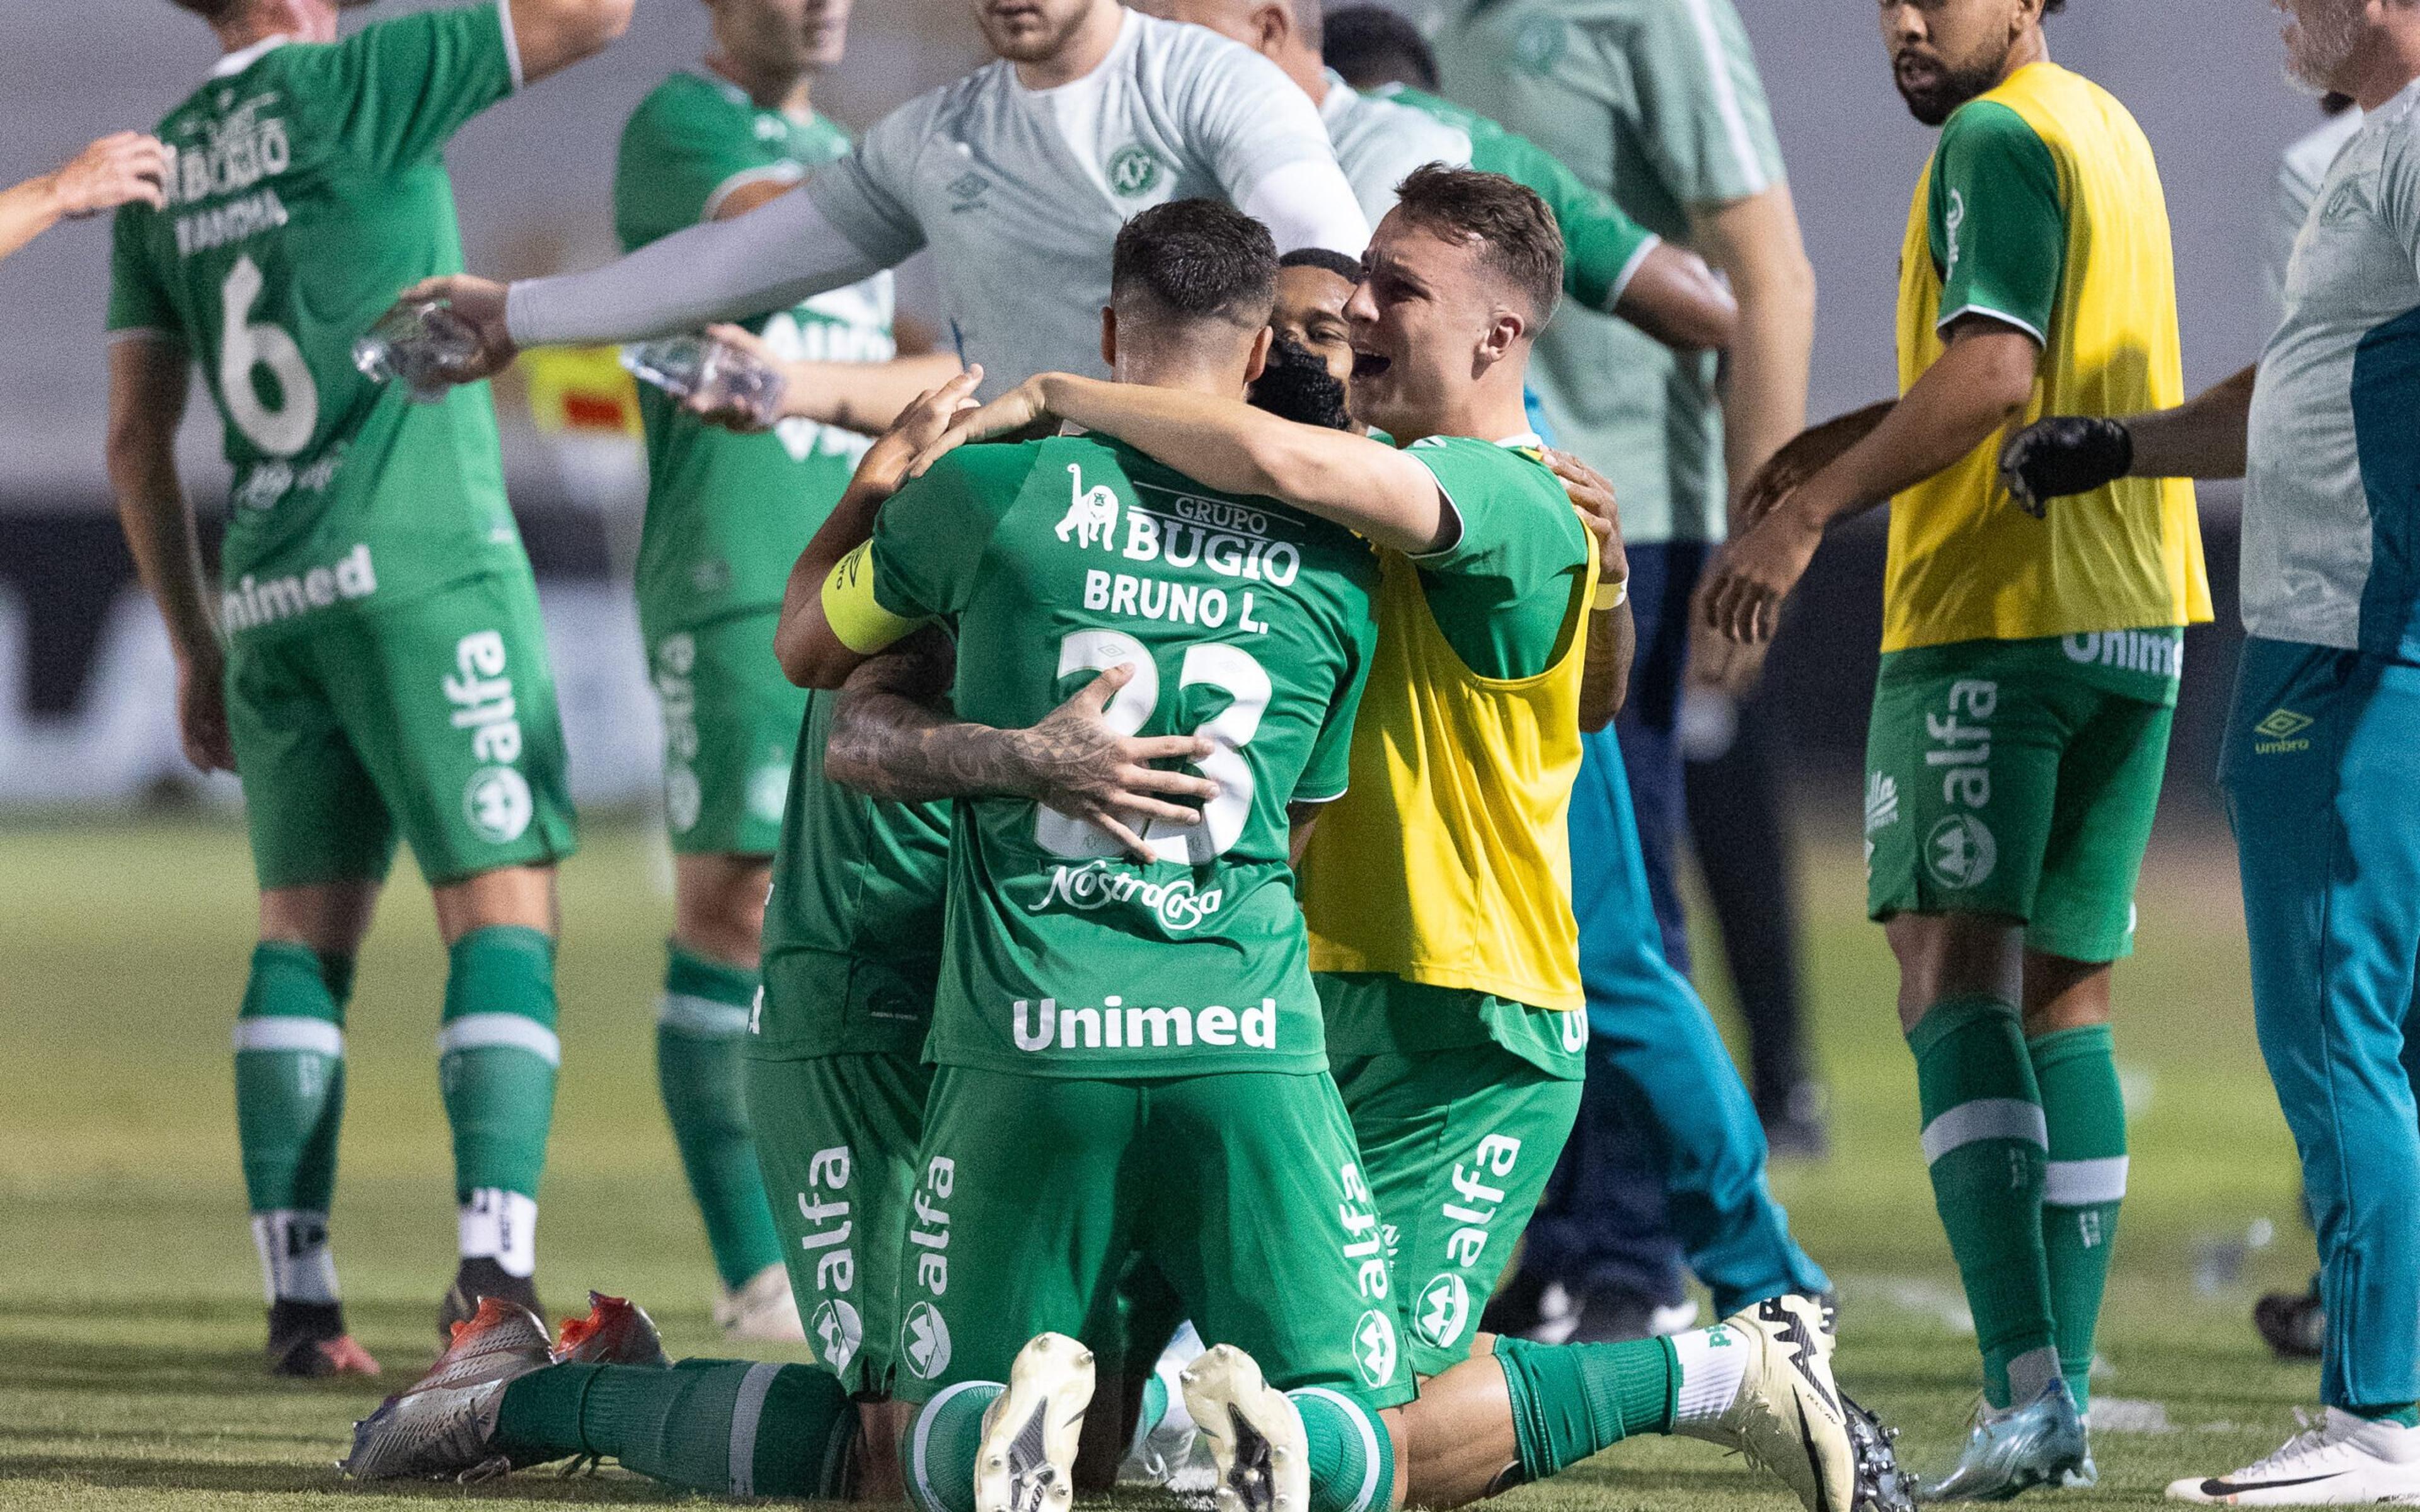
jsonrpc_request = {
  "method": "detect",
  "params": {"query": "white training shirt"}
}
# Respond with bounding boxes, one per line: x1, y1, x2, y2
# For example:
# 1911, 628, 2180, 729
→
2269, 106, 2364, 316
2246, 76, 2420, 660
506, 9, 1365, 396
1318, 71, 1471, 226
806, 9, 1365, 388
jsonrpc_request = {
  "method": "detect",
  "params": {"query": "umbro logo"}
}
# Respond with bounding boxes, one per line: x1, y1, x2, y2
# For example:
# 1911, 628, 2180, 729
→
947, 172, 989, 211
2254, 707, 2315, 755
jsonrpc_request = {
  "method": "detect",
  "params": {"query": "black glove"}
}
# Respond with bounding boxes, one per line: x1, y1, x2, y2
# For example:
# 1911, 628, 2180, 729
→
1998, 415, 2133, 519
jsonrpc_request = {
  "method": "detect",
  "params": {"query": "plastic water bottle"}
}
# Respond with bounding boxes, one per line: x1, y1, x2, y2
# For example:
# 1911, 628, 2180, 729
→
621, 335, 787, 430
353, 299, 483, 403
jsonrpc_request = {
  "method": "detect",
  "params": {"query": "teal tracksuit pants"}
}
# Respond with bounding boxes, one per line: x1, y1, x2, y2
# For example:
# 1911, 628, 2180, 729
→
2223, 636, 2420, 1412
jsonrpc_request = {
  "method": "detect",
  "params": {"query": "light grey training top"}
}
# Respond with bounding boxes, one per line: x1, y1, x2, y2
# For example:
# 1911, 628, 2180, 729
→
507, 8, 1366, 396
1318, 71, 1472, 226
2246, 76, 2420, 661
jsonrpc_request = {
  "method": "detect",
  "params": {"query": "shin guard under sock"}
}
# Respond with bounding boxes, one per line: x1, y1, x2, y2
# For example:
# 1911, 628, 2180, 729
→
1492, 1334, 1676, 1484
236, 942, 354, 1303
440, 926, 559, 1273
1910, 995, 2057, 1408
495, 1359, 857, 1496
2031, 1023, 2127, 1412
656, 944, 783, 1290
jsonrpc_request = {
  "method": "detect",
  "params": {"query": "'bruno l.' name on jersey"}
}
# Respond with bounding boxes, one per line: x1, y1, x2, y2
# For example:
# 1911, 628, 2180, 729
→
615, 72, 897, 634
856, 435, 1380, 1078
107, 4, 532, 636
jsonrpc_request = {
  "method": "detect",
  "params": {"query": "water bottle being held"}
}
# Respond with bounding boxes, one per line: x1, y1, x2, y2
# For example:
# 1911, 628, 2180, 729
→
354, 299, 483, 403
621, 333, 788, 432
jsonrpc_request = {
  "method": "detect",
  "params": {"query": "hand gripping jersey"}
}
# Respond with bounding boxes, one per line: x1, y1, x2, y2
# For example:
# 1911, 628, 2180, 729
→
2249, 75, 2420, 662
1302, 437, 1597, 1016
616, 72, 897, 636
107, 4, 533, 638
860, 435, 1381, 1078
805, 9, 1353, 391
1889, 61, 2211, 653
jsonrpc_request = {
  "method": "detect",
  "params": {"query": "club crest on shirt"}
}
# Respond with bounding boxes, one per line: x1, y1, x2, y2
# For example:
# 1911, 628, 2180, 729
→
1513, 15, 1567, 72
1107, 143, 1168, 197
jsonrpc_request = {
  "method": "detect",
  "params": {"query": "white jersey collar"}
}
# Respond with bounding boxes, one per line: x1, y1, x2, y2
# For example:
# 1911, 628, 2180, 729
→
210, 34, 291, 79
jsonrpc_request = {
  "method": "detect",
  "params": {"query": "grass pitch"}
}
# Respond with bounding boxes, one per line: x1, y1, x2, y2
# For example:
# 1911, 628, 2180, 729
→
0, 812, 2325, 1509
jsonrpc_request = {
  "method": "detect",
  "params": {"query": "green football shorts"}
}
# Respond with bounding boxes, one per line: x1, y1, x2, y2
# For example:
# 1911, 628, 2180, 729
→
748, 1048, 934, 1397
1327, 1038, 1581, 1377
890, 1066, 1416, 1412
224, 571, 576, 889
647, 610, 807, 857
1864, 636, 2177, 964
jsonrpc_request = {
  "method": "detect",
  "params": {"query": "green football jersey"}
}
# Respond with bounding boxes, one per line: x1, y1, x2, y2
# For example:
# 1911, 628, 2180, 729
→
614, 72, 897, 635
107, 6, 530, 637
1380, 86, 1658, 316
866, 434, 1382, 1079
758, 689, 953, 1056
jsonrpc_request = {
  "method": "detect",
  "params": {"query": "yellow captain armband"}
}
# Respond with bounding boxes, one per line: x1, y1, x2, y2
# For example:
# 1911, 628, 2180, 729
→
821, 541, 923, 655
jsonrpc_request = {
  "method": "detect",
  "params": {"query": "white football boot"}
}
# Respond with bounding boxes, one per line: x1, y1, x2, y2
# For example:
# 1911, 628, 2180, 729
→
2169, 1408, 2420, 1504
1182, 1343, 1310, 1512
716, 1263, 807, 1343
1680, 1295, 1858, 1512
975, 1332, 1095, 1512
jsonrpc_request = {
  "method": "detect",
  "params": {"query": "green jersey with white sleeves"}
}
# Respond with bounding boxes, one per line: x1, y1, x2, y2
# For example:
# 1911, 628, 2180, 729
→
862, 434, 1381, 1079
107, 3, 531, 637
1433, 0, 1785, 544
615, 72, 897, 634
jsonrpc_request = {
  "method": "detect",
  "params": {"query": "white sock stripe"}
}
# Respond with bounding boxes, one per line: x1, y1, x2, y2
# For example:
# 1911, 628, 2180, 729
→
658, 992, 752, 1038
909, 1381, 995, 1512
1920, 1098, 2049, 1164
233, 1017, 343, 1057
436, 1013, 562, 1066
2044, 1155, 2130, 1206
728, 1361, 782, 1496
1289, 1387, 1383, 1512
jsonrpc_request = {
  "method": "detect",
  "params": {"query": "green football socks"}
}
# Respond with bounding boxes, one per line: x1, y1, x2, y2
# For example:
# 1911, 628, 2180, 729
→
2031, 1024, 2128, 1412
1291, 1387, 1395, 1512
1492, 1334, 1676, 1483
656, 944, 784, 1292
493, 1359, 858, 1497
234, 941, 354, 1302
440, 925, 559, 1274
1911, 995, 2058, 1409
904, 1382, 1003, 1512
903, 1375, 1392, 1512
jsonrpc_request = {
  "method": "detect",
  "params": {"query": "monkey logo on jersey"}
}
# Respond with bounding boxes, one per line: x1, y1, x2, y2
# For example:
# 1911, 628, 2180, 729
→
1056, 464, 1122, 549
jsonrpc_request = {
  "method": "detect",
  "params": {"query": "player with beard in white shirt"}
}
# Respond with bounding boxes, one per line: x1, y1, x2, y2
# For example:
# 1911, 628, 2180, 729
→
403, 0, 1369, 396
